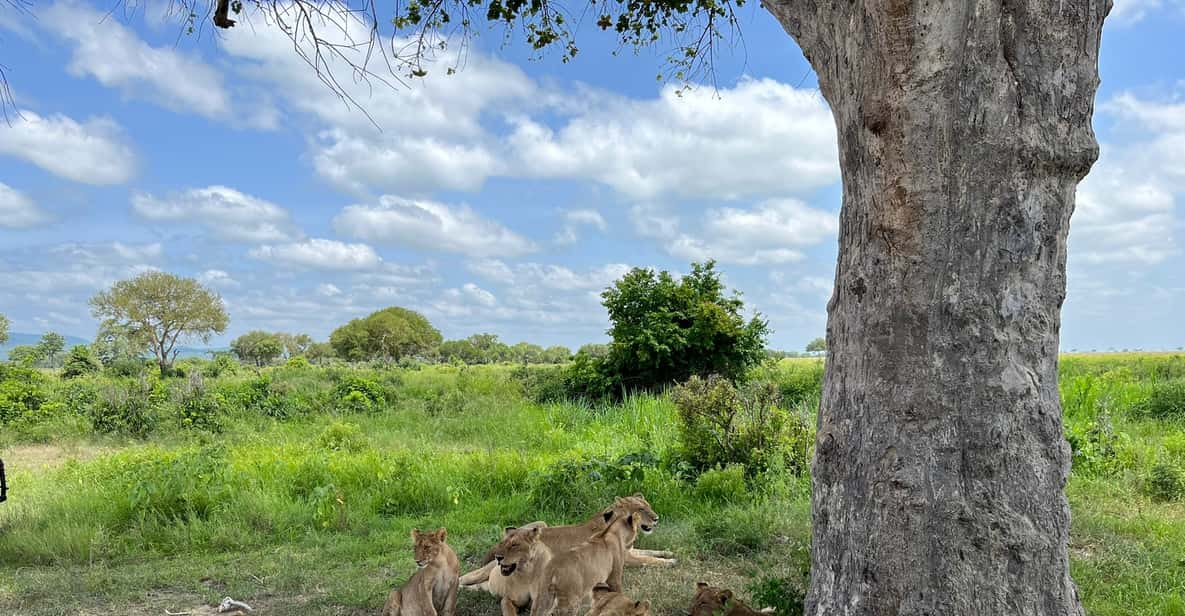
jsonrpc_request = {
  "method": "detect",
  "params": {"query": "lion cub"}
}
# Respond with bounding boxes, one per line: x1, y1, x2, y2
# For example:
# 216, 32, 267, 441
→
689, 582, 774, 616
531, 513, 642, 616
382, 528, 460, 616
587, 584, 651, 616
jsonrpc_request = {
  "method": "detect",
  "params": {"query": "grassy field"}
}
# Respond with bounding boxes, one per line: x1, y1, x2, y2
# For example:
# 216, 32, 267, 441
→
1, 355, 1184, 615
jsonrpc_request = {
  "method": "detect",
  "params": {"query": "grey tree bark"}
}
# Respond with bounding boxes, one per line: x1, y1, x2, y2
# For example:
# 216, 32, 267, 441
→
759, 1, 1109, 614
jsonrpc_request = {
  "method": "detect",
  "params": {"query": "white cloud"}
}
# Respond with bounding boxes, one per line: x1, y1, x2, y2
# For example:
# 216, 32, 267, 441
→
555, 208, 608, 245
198, 269, 240, 289
39, 1, 230, 117
111, 241, 163, 261
0, 182, 51, 228
633, 199, 838, 265
249, 238, 381, 270
132, 186, 301, 242
509, 78, 839, 201
1071, 92, 1183, 266
0, 110, 135, 184
468, 260, 631, 292
219, 4, 534, 193
334, 196, 535, 257
316, 283, 343, 297
1107, 0, 1185, 24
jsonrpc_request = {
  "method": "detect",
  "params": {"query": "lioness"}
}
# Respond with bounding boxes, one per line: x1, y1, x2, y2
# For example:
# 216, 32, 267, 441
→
460, 494, 672, 590
689, 582, 775, 616
481, 526, 554, 616
382, 528, 460, 616
587, 584, 651, 616
530, 512, 642, 616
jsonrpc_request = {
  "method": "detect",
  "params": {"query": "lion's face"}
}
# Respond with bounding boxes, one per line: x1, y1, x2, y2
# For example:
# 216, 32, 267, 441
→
412, 528, 447, 569
493, 526, 543, 577
600, 493, 660, 535
689, 583, 734, 616
591, 585, 651, 616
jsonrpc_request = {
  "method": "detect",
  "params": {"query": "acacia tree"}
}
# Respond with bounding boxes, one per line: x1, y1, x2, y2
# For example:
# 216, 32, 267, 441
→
36, 332, 66, 367
14, 0, 1109, 611
231, 331, 286, 367
90, 272, 230, 376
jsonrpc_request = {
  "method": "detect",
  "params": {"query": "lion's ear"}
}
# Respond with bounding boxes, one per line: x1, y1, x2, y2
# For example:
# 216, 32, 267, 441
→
602, 509, 614, 523
633, 492, 644, 499
720, 590, 734, 603
696, 582, 709, 590
636, 600, 651, 613
504, 526, 518, 537
593, 584, 612, 599
436, 527, 447, 541
528, 526, 543, 541
411, 528, 421, 540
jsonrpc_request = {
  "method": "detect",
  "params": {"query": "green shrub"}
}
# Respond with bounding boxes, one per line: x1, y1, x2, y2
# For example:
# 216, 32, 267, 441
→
175, 374, 223, 431
89, 379, 159, 437
204, 353, 239, 378
61, 345, 102, 379
672, 375, 814, 478
218, 375, 295, 419
317, 421, 369, 452
1163, 432, 1185, 464
0, 367, 49, 424
286, 355, 312, 369
1146, 461, 1185, 502
512, 365, 571, 404
766, 360, 824, 407
694, 464, 748, 503
747, 576, 807, 616
1144, 379, 1185, 420
107, 356, 147, 378
333, 374, 387, 409
1066, 413, 1133, 476
528, 452, 659, 517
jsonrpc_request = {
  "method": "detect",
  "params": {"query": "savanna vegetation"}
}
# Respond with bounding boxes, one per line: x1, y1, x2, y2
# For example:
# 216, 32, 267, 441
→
2, 264, 1184, 615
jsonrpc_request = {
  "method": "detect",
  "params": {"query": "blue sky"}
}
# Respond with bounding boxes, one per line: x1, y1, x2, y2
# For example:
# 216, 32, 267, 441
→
0, 0, 1182, 351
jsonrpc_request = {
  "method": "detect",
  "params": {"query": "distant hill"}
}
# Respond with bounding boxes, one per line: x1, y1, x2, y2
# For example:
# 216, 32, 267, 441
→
1, 332, 220, 361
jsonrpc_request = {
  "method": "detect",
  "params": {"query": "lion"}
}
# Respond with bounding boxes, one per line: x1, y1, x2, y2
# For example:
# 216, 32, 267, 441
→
530, 512, 642, 616
586, 584, 651, 616
688, 582, 775, 616
382, 528, 460, 616
477, 525, 554, 616
460, 494, 673, 591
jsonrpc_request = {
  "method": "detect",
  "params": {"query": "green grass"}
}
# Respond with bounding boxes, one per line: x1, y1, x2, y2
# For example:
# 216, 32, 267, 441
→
2, 355, 1184, 614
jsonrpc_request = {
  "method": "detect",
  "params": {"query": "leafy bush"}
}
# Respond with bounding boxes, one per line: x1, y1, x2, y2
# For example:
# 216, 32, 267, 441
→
203, 353, 239, 378
1144, 379, 1185, 420
1146, 461, 1185, 502
512, 365, 571, 404
747, 576, 807, 616
672, 375, 813, 478
528, 451, 659, 517
107, 356, 147, 378
1066, 413, 1133, 476
61, 345, 102, 379
286, 355, 311, 369
333, 375, 387, 407
423, 387, 466, 416
694, 464, 748, 503
218, 375, 296, 419
89, 379, 159, 437
175, 374, 223, 431
317, 421, 370, 452
0, 369, 50, 424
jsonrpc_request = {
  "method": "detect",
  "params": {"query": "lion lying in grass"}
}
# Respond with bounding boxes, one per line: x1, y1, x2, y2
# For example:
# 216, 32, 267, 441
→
460, 494, 673, 591
382, 528, 460, 616
689, 582, 775, 616
586, 584, 651, 616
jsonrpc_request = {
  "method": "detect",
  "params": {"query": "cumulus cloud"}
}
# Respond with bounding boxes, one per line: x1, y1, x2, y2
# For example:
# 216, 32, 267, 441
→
633, 199, 838, 265
1072, 91, 1184, 266
555, 208, 608, 245
0, 110, 135, 184
334, 196, 535, 257
198, 269, 240, 289
249, 238, 382, 270
0, 182, 51, 228
468, 259, 631, 291
39, 1, 230, 117
219, 4, 534, 193
132, 186, 301, 242
509, 78, 839, 201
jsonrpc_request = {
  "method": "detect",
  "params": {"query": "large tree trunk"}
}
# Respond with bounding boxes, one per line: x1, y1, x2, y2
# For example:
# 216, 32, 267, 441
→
761, 1, 1108, 614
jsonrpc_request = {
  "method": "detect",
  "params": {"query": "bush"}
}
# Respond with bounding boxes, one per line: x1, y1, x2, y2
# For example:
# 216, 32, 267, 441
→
512, 365, 571, 404
317, 421, 369, 452
61, 345, 102, 379
747, 576, 807, 616
528, 452, 659, 517
672, 375, 814, 478
218, 375, 296, 419
203, 353, 239, 378
107, 356, 147, 378
1146, 461, 1185, 502
333, 375, 387, 408
175, 373, 223, 431
1144, 379, 1185, 420
89, 379, 159, 437
286, 355, 312, 369
694, 464, 748, 503
0, 368, 50, 424
1066, 413, 1133, 476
